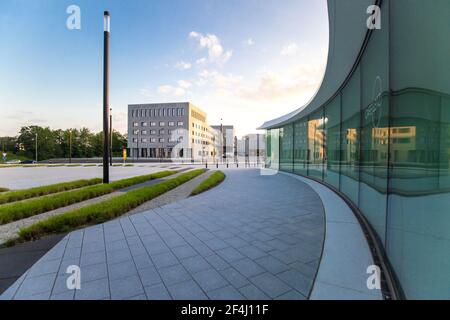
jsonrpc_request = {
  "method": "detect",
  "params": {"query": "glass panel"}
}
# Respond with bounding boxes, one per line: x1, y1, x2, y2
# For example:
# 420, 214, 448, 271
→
324, 95, 341, 188
293, 119, 308, 175
339, 66, 361, 203
280, 124, 293, 172
387, 90, 450, 299
265, 129, 272, 168
358, 9, 390, 243
308, 109, 325, 180
268, 129, 279, 171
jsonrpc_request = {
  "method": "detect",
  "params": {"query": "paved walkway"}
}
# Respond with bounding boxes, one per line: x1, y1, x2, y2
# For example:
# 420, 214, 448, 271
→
0, 169, 325, 300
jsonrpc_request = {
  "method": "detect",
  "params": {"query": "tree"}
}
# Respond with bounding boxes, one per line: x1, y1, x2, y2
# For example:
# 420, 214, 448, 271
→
12, 125, 127, 161
0, 136, 18, 153
112, 130, 127, 154
17, 126, 58, 161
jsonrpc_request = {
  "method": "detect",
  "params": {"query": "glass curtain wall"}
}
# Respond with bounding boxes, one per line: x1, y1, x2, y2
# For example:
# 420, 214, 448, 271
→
264, 0, 450, 299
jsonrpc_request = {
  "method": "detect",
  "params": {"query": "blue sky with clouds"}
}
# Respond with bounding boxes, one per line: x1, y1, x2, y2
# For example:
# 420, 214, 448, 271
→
0, 0, 329, 137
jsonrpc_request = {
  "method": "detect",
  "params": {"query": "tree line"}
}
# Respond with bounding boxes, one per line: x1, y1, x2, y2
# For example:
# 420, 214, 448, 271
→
1, 126, 127, 161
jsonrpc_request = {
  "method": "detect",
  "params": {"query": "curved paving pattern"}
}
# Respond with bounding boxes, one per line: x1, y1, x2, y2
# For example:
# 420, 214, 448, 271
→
0, 169, 325, 300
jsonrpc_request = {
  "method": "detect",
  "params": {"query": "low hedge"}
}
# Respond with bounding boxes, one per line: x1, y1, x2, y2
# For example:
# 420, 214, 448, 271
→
18, 169, 206, 241
190, 171, 226, 196
0, 170, 175, 225
0, 178, 102, 205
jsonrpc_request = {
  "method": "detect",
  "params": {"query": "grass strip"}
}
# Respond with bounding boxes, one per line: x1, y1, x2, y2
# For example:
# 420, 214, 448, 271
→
190, 171, 225, 196
17, 169, 206, 242
0, 178, 102, 205
0, 170, 175, 225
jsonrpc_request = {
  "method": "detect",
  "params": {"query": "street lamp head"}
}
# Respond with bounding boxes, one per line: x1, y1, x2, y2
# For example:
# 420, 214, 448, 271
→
104, 11, 110, 32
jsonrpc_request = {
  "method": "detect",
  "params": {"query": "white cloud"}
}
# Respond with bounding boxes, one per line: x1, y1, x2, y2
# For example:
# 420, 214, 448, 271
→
238, 64, 324, 101
198, 70, 242, 90
281, 42, 300, 56
177, 80, 192, 89
157, 85, 186, 96
157, 85, 173, 94
246, 38, 255, 46
195, 57, 207, 65
174, 61, 192, 70
189, 31, 233, 64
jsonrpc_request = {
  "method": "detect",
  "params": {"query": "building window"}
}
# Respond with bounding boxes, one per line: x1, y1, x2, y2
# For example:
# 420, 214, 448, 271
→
178, 121, 183, 126
150, 138, 156, 143
141, 138, 148, 143
133, 122, 139, 127
168, 129, 172, 135
133, 130, 139, 135
132, 138, 137, 143
150, 130, 156, 135
141, 122, 148, 127
150, 122, 156, 127
159, 138, 165, 143
141, 131, 147, 135
168, 121, 175, 126
159, 121, 165, 126
159, 129, 165, 135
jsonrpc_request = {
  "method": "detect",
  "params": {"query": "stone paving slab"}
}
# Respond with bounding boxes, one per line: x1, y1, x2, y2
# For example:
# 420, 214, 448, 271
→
0, 169, 325, 300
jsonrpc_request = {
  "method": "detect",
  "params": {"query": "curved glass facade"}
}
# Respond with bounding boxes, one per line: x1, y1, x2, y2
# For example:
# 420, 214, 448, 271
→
265, 0, 450, 299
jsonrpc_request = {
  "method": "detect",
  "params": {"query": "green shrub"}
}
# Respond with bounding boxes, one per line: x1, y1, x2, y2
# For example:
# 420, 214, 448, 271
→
190, 171, 225, 196
0, 170, 175, 225
18, 169, 206, 241
0, 188, 10, 193
0, 178, 102, 205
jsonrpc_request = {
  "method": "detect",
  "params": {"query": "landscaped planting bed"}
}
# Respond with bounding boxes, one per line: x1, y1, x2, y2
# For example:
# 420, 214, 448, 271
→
0, 171, 175, 225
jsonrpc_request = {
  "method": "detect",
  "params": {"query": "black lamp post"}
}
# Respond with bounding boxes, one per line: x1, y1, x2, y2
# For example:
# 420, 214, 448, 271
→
69, 129, 72, 164
103, 11, 110, 183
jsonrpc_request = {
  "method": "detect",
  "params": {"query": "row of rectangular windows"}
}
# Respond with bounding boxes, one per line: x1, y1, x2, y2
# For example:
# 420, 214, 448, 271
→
133, 129, 184, 135
132, 137, 210, 145
133, 121, 183, 127
131, 108, 186, 118
133, 137, 182, 143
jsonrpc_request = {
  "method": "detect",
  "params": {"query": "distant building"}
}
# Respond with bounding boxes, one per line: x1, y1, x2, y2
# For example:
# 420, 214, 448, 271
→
235, 133, 266, 161
128, 102, 216, 161
211, 125, 235, 159
235, 133, 266, 163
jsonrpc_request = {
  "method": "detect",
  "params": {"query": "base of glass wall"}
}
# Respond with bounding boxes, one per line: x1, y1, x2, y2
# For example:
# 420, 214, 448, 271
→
276, 167, 404, 300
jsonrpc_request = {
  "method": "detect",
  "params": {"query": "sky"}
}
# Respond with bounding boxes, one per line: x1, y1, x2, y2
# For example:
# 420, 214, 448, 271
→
0, 0, 329, 138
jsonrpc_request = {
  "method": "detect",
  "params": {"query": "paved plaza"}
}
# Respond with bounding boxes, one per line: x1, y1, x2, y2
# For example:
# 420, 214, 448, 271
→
0, 165, 179, 190
1, 169, 326, 300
